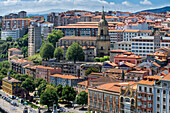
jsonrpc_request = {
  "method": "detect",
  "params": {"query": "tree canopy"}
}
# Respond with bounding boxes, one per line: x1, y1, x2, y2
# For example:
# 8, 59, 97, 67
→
37, 81, 48, 97
85, 67, 99, 76
40, 42, 54, 60
35, 78, 47, 88
40, 85, 58, 111
56, 84, 63, 99
47, 29, 63, 47
21, 78, 35, 93
0, 61, 10, 69
6, 36, 13, 41
54, 47, 64, 62
75, 91, 88, 108
62, 85, 76, 103
66, 43, 84, 63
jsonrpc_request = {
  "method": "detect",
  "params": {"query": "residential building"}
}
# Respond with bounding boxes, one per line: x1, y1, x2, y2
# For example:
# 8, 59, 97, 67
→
88, 82, 121, 113
2, 74, 21, 95
137, 77, 156, 113
119, 82, 137, 113
102, 61, 118, 72
104, 68, 125, 80
28, 25, 41, 57
10, 59, 34, 74
161, 37, 170, 48
1, 28, 27, 40
109, 30, 123, 47
131, 35, 161, 57
2, 19, 30, 30
124, 71, 148, 82
123, 29, 152, 41
8, 48, 22, 61
113, 41, 131, 52
23, 64, 37, 79
153, 73, 170, 113
50, 74, 85, 87
114, 52, 142, 65
36, 65, 62, 83
18, 11, 27, 18
110, 49, 127, 62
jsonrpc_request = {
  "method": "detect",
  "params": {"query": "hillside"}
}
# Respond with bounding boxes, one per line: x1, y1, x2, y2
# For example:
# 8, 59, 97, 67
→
136, 6, 170, 13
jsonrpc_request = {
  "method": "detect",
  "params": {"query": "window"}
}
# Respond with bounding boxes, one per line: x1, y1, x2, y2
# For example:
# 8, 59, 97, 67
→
157, 104, 160, 108
163, 105, 166, 109
144, 87, 147, 92
157, 89, 160, 93
163, 90, 166, 94
157, 97, 160, 101
163, 98, 166, 102
149, 88, 152, 93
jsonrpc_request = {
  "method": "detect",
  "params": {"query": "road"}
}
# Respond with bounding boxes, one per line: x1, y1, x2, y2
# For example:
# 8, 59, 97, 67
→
0, 90, 37, 113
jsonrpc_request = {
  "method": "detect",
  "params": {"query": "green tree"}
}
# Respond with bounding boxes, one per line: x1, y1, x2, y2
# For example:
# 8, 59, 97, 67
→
40, 85, 58, 111
85, 67, 99, 76
54, 47, 64, 62
66, 43, 84, 63
21, 78, 35, 93
62, 85, 76, 103
37, 81, 48, 97
35, 78, 47, 88
6, 36, 13, 41
0, 61, 10, 69
40, 42, 54, 60
47, 29, 63, 47
0, 68, 8, 75
56, 84, 63, 99
75, 91, 88, 109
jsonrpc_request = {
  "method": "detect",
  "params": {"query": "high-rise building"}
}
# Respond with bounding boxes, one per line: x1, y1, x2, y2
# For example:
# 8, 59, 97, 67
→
28, 25, 41, 57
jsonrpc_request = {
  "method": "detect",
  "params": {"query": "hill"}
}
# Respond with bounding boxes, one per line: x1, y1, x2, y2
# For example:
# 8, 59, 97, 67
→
136, 6, 170, 13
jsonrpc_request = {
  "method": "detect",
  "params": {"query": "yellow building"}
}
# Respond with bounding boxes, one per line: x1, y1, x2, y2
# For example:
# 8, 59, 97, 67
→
2, 76, 21, 95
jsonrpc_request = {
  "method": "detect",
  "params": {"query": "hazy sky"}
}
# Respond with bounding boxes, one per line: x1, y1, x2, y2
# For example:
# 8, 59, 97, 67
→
0, 0, 169, 15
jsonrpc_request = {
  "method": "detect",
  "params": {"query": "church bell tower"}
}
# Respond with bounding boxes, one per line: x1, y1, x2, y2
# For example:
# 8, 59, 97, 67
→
96, 6, 110, 57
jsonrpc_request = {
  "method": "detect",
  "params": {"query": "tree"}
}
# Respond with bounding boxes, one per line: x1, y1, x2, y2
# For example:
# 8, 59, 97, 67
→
40, 42, 54, 60
21, 78, 35, 93
6, 36, 13, 41
75, 91, 88, 109
85, 67, 99, 76
40, 85, 58, 111
35, 78, 47, 88
37, 81, 48, 97
0, 68, 8, 75
54, 47, 64, 62
47, 29, 63, 47
0, 61, 10, 69
66, 43, 84, 63
56, 84, 63, 99
62, 85, 76, 103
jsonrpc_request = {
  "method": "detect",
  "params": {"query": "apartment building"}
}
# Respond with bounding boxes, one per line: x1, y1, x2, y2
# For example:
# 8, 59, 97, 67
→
113, 41, 131, 52
50, 74, 85, 87
131, 35, 161, 57
36, 65, 62, 83
161, 37, 170, 48
8, 48, 22, 61
153, 73, 170, 113
2, 19, 30, 30
88, 82, 121, 113
123, 29, 152, 41
124, 71, 148, 82
28, 25, 41, 57
137, 77, 155, 113
109, 30, 123, 47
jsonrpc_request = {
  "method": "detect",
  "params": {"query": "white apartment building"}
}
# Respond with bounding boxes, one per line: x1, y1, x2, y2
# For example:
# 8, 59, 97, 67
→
1, 29, 19, 40
28, 25, 41, 57
153, 73, 170, 113
161, 37, 170, 48
113, 41, 131, 52
131, 36, 160, 57
123, 30, 152, 41
109, 30, 123, 47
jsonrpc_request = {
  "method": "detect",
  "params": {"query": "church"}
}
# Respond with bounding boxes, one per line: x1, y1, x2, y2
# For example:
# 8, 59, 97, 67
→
56, 9, 110, 61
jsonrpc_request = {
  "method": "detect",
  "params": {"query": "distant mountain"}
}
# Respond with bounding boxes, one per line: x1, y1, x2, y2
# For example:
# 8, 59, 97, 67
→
136, 6, 170, 13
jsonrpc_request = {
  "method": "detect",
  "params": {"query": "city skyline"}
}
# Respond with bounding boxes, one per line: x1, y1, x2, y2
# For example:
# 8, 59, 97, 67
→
0, 0, 169, 15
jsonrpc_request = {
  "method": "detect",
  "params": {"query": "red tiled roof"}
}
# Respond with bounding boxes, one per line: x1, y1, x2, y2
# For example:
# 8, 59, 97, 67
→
60, 36, 97, 40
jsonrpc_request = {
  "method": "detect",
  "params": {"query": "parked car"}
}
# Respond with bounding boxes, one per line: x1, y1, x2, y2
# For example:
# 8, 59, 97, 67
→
9, 95, 15, 99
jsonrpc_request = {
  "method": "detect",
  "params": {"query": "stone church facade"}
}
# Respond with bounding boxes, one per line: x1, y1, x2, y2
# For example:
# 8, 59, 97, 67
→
56, 10, 110, 61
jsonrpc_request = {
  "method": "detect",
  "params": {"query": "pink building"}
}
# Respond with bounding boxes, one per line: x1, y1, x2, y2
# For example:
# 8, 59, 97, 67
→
36, 65, 62, 83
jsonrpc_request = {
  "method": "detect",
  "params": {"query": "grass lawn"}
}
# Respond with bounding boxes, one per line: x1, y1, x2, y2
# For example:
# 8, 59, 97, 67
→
27, 101, 39, 109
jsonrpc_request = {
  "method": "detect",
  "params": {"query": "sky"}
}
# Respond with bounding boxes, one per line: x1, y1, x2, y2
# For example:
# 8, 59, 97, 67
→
0, 0, 169, 15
